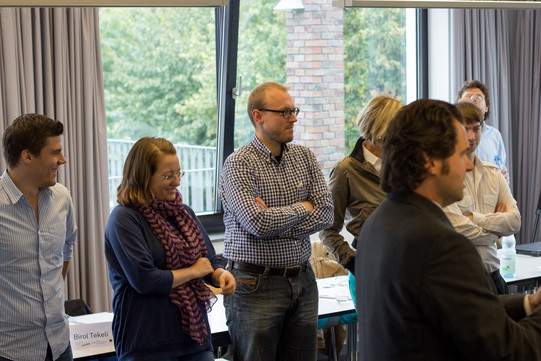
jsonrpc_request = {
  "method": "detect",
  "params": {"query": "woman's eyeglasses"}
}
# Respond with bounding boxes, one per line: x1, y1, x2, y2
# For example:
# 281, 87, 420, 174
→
157, 170, 185, 182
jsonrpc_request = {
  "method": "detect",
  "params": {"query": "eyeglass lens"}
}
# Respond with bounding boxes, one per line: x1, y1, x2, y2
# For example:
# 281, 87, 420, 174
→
284, 107, 300, 119
470, 95, 483, 103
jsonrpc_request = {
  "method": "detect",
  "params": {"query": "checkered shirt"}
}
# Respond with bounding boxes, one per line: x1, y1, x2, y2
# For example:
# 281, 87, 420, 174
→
219, 137, 334, 267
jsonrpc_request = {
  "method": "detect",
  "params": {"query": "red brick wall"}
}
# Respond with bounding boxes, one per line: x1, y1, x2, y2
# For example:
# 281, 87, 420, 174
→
285, 0, 345, 177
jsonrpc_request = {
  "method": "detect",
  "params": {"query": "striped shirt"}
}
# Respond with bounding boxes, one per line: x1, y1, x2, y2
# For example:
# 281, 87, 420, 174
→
219, 137, 333, 267
0, 170, 77, 361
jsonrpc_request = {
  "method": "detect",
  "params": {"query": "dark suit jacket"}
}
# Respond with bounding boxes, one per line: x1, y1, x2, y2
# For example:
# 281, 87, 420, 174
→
355, 191, 541, 361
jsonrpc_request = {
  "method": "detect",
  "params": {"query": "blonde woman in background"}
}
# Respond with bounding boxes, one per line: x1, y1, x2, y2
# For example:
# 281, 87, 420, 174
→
319, 95, 403, 306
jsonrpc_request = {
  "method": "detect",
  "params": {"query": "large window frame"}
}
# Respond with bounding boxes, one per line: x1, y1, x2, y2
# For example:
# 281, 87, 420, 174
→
97, 0, 539, 235
204, 0, 424, 233
14, 0, 534, 234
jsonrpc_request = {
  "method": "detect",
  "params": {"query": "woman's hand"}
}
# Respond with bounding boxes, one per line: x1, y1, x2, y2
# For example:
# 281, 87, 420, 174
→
190, 257, 214, 279
212, 268, 236, 295
171, 257, 213, 289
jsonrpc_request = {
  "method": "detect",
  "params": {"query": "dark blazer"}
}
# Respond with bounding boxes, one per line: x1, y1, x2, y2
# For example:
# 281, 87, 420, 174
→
355, 191, 541, 361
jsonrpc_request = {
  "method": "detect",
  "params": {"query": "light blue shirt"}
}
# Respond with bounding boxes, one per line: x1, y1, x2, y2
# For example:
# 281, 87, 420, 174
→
475, 124, 507, 171
0, 170, 77, 361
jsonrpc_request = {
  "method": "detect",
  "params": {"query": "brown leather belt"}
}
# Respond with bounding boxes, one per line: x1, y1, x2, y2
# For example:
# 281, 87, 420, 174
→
228, 260, 308, 278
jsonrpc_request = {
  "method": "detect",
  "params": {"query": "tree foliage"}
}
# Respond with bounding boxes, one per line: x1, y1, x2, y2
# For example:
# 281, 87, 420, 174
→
232, 1, 286, 148
100, 7, 218, 146
343, 8, 407, 153
100, 5, 407, 154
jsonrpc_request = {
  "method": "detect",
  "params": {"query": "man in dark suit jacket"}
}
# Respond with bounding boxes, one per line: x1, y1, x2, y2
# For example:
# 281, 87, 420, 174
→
355, 99, 541, 360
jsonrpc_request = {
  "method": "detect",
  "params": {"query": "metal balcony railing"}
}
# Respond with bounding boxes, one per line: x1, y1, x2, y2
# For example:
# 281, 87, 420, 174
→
107, 139, 216, 213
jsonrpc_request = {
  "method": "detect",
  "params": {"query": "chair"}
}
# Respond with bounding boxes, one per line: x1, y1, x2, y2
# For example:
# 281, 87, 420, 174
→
310, 241, 349, 361
64, 298, 92, 316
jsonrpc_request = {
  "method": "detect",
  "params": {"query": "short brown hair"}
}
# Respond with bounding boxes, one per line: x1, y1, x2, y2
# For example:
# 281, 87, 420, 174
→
455, 101, 484, 127
381, 99, 463, 193
117, 137, 176, 207
247, 82, 290, 125
2, 113, 63, 168
356, 95, 403, 148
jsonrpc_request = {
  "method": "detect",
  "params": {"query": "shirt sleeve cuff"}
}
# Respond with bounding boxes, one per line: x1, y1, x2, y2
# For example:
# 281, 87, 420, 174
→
292, 202, 309, 217
471, 212, 486, 227
524, 295, 533, 316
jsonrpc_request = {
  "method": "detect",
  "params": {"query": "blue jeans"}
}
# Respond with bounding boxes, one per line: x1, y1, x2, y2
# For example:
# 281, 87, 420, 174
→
224, 264, 318, 361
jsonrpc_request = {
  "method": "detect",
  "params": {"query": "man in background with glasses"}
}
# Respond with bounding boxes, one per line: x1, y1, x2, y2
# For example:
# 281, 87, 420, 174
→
219, 81, 333, 361
457, 80, 509, 183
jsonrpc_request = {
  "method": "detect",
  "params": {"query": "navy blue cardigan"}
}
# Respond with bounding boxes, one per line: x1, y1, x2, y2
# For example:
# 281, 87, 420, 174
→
104, 204, 222, 361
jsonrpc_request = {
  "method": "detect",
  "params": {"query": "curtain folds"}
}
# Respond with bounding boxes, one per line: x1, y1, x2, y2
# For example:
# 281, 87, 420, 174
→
450, 8, 513, 178
514, 9, 541, 244
451, 8, 541, 244
0, 8, 112, 311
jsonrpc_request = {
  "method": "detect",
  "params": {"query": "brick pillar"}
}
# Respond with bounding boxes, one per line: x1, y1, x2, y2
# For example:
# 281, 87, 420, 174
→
285, 0, 345, 178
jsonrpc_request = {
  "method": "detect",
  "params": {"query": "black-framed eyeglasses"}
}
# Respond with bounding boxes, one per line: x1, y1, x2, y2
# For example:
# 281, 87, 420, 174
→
157, 170, 185, 182
259, 107, 300, 120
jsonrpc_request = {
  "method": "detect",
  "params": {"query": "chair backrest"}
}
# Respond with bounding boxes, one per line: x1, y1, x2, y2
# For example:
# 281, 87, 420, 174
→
309, 241, 348, 279
64, 299, 92, 316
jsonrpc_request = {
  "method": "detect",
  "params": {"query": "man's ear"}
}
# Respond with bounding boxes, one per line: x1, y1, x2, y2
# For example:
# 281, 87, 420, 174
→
20, 149, 33, 165
424, 154, 439, 176
253, 109, 264, 125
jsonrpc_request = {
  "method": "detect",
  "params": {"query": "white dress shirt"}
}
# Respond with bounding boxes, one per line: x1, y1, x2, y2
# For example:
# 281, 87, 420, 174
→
444, 155, 520, 272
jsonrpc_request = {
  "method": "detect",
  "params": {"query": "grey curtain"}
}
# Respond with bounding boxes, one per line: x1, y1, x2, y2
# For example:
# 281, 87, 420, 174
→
450, 9, 513, 180
514, 9, 541, 244
0, 8, 112, 311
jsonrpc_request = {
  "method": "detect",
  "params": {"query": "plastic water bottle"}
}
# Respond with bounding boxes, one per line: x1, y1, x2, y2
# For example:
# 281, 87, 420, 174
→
494, 155, 504, 170
500, 236, 516, 278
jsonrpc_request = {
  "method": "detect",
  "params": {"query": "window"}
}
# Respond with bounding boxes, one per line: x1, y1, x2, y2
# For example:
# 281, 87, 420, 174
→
100, 7, 219, 214
343, 7, 416, 154
100, 2, 419, 228
233, 1, 286, 149
234, 2, 417, 177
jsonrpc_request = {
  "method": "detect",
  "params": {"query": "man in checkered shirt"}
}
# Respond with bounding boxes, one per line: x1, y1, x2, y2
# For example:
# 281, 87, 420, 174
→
219, 81, 334, 361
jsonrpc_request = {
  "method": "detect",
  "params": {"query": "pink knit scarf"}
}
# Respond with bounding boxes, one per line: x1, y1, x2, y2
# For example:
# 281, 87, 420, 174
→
139, 192, 216, 344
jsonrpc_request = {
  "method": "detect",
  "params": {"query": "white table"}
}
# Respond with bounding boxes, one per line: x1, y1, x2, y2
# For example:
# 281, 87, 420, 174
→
503, 254, 541, 287
316, 275, 357, 361
71, 275, 357, 360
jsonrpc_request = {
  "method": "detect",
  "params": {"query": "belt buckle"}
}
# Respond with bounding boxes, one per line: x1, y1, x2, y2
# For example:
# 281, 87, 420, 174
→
283, 265, 301, 277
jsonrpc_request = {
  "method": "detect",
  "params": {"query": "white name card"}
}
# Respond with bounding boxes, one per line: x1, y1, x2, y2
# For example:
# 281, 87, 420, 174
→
68, 312, 114, 350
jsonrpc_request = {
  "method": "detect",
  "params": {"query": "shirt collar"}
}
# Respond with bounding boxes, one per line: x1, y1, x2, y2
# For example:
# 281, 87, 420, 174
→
362, 142, 382, 173
0, 169, 53, 205
251, 136, 290, 163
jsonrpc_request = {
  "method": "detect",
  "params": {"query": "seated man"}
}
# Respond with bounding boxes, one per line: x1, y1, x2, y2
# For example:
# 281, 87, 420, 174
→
444, 101, 520, 294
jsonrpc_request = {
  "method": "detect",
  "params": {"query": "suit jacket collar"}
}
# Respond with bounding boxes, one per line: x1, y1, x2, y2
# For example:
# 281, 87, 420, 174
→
387, 190, 451, 225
